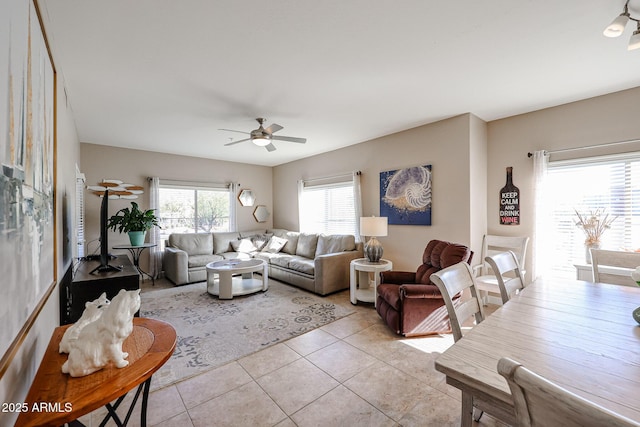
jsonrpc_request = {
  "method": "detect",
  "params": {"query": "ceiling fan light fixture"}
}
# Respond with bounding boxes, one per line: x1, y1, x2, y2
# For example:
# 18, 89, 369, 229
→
604, 12, 630, 37
628, 27, 640, 49
252, 135, 271, 146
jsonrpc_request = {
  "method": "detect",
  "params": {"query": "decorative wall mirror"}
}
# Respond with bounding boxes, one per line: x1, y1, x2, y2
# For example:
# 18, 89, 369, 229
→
253, 205, 270, 223
238, 189, 255, 207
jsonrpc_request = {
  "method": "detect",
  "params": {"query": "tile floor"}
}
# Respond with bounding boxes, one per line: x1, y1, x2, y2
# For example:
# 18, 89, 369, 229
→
79, 280, 506, 427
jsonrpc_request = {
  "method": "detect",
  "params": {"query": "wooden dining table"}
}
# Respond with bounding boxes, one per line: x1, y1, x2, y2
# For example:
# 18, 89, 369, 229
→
435, 277, 640, 426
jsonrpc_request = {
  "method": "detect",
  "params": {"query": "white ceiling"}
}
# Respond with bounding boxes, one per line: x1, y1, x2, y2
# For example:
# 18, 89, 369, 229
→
39, 0, 640, 167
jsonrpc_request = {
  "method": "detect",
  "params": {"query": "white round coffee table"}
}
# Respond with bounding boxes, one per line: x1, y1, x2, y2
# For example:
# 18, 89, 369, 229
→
350, 258, 392, 306
206, 259, 268, 299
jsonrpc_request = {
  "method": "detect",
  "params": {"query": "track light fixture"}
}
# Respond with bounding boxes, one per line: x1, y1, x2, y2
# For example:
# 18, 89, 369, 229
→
604, 1, 640, 50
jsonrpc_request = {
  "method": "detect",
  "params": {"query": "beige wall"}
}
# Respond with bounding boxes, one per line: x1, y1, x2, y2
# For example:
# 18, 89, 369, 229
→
274, 114, 482, 271
0, 75, 81, 426
80, 144, 273, 262
487, 86, 640, 282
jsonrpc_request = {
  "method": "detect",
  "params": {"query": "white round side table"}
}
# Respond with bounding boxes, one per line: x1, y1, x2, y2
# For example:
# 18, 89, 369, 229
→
350, 258, 392, 306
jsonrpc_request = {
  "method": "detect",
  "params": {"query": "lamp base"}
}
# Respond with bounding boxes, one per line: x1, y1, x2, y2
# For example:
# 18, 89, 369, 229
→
364, 237, 383, 263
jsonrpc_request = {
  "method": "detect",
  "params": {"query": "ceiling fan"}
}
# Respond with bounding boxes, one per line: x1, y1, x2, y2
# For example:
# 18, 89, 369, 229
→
220, 118, 307, 152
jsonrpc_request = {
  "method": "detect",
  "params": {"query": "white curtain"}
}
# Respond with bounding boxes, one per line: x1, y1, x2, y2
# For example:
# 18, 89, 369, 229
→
297, 179, 304, 229
229, 182, 239, 232
353, 171, 363, 242
149, 177, 162, 278
532, 150, 550, 281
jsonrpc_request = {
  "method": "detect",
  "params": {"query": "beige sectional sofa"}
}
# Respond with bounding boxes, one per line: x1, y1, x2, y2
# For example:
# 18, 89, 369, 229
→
163, 228, 363, 295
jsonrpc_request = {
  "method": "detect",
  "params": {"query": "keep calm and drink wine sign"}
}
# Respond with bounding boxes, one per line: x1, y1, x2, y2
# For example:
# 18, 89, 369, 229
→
500, 167, 520, 225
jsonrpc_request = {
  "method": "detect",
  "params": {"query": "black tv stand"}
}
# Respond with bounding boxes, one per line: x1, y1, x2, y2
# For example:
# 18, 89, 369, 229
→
62, 255, 140, 324
89, 263, 123, 275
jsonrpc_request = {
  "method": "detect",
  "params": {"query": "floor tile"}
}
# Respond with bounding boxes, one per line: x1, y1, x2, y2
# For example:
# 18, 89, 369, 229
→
237, 342, 301, 378
256, 358, 339, 415
282, 328, 338, 356
306, 340, 378, 382
188, 381, 287, 427
151, 411, 194, 427
291, 384, 396, 427
320, 310, 381, 339
397, 385, 461, 426
343, 361, 431, 422
176, 361, 252, 409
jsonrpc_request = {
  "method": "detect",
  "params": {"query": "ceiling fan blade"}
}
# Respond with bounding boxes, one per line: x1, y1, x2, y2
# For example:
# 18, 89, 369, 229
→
264, 123, 283, 134
271, 135, 306, 144
265, 143, 277, 152
224, 137, 251, 146
219, 128, 250, 135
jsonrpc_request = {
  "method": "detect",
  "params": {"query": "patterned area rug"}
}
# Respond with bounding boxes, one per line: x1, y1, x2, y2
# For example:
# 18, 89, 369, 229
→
141, 280, 355, 390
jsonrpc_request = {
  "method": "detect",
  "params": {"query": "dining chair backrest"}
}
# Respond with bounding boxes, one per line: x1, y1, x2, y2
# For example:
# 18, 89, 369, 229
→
484, 251, 526, 304
590, 249, 640, 287
497, 357, 640, 427
478, 235, 530, 276
430, 261, 485, 342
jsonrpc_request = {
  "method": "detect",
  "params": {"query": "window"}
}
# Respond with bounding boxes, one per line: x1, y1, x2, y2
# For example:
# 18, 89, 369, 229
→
545, 153, 640, 277
299, 175, 360, 236
158, 181, 233, 246
75, 167, 86, 258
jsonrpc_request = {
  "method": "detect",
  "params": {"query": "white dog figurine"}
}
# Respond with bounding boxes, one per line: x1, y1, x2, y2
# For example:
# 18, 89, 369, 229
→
62, 289, 141, 377
59, 292, 110, 354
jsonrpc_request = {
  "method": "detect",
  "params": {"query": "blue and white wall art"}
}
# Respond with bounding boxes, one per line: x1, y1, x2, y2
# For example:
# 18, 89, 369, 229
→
380, 165, 432, 225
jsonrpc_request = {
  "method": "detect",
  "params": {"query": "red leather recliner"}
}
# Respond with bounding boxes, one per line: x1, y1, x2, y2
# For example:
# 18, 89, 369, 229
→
376, 240, 473, 337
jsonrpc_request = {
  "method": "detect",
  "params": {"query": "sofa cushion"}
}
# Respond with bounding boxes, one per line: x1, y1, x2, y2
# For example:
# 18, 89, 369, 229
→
270, 253, 295, 268
188, 254, 224, 268
287, 257, 315, 275
240, 233, 273, 251
271, 229, 299, 255
231, 238, 258, 253
169, 233, 213, 256
263, 236, 287, 253
296, 233, 319, 258
315, 234, 356, 256
213, 232, 241, 254
239, 229, 269, 238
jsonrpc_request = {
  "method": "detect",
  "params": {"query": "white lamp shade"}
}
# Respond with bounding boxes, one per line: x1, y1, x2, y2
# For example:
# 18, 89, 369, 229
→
603, 14, 629, 37
629, 31, 640, 50
360, 216, 388, 237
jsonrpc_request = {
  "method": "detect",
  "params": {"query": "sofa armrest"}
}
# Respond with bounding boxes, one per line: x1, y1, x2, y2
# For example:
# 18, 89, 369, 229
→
399, 284, 442, 299
381, 271, 416, 284
164, 247, 189, 285
314, 249, 364, 295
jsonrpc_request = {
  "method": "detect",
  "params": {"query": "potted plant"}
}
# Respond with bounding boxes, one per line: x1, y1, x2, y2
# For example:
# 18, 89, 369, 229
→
107, 201, 159, 246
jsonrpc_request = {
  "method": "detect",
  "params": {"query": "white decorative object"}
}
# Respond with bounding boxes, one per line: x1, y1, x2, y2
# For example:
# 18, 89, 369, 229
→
61, 289, 141, 377
59, 292, 110, 354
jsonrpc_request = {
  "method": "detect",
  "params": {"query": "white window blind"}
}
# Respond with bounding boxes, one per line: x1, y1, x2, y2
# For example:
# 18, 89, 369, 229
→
299, 179, 356, 235
75, 168, 86, 258
546, 152, 640, 277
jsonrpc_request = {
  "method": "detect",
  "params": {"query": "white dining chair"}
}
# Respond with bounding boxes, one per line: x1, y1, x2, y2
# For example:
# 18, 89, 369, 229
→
474, 235, 529, 305
430, 261, 486, 423
498, 357, 640, 427
590, 249, 640, 287
484, 250, 526, 304
430, 261, 485, 342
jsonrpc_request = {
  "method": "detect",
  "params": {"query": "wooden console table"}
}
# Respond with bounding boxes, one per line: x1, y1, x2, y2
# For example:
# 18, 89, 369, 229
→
15, 318, 176, 427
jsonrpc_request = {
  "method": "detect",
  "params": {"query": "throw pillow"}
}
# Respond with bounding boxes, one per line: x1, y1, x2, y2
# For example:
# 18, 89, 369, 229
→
262, 236, 287, 253
242, 233, 272, 252
230, 238, 258, 253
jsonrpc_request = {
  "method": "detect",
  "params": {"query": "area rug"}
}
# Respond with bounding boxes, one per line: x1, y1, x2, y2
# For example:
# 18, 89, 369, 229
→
140, 280, 355, 390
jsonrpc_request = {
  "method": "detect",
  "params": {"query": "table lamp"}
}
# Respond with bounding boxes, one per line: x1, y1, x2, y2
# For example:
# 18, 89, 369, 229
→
360, 216, 388, 263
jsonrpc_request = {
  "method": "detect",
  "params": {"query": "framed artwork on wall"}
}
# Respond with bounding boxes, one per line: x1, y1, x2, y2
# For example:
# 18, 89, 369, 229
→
0, 0, 56, 375
380, 165, 432, 225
